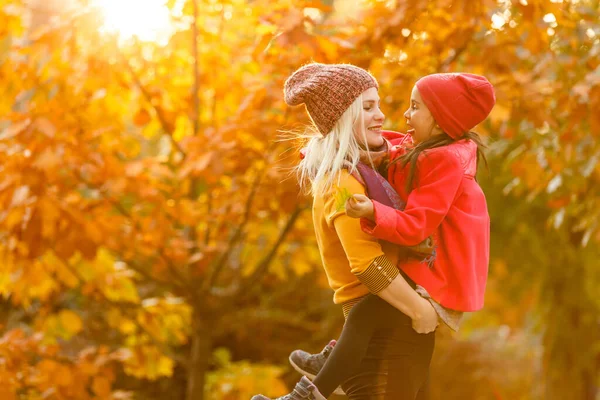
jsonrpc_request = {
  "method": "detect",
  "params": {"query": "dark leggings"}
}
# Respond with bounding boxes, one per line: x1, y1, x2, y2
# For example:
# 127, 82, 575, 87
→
312, 294, 435, 399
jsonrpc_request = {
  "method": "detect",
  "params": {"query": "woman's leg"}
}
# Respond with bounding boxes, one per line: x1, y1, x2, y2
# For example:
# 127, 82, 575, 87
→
341, 324, 435, 399
384, 329, 434, 398
311, 294, 412, 396
415, 372, 431, 400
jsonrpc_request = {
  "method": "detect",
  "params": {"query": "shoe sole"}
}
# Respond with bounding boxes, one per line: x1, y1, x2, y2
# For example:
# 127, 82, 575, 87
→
288, 355, 346, 396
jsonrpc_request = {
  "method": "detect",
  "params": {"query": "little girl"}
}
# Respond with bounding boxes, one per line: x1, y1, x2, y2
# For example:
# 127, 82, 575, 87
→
253, 71, 495, 399
351, 72, 494, 313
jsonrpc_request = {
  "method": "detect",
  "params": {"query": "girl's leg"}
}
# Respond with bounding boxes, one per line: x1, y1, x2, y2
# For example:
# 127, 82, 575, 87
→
311, 294, 411, 397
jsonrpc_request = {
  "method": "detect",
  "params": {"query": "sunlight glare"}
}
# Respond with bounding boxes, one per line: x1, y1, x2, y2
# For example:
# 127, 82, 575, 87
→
94, 0, 175, 45
491, 13, 506, 30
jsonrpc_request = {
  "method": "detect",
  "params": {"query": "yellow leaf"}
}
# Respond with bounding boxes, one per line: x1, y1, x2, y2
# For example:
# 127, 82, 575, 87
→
317, 36, 339, 61
104, 275, 140, 304
59, 310, 83, 336
4, 208, 24, 230
253, 34, 273, 59
172, 115, 192, 141
333, 186, 352, 212
120, 320, 137, 335
488, 104, 510, 124
157, 355, 174, 376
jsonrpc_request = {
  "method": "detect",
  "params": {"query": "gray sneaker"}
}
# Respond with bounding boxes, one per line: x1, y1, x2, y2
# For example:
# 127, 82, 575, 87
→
251, 376, 326, 400
288, 340, 345, 396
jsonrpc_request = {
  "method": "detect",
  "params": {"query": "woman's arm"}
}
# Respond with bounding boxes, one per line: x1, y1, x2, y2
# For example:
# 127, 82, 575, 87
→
378, 276, 438, 333
332, 214, 437, 333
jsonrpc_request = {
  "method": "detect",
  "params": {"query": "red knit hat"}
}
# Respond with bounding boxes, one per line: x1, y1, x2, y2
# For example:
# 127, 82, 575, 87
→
284, 63, 378, 136
415, 73, 496, 139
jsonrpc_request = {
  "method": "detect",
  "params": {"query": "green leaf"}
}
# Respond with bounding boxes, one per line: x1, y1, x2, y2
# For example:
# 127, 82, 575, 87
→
334, 187, 353, 212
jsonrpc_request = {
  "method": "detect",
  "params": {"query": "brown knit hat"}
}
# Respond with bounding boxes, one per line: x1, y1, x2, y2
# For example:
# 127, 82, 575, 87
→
284, 63, 378, 136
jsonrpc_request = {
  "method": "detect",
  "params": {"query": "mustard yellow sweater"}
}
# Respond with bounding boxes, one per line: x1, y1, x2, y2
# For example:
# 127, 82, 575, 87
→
312, 170, 401, 316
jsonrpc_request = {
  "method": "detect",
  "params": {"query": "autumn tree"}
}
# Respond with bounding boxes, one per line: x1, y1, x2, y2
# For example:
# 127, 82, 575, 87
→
1, 0, 599, 399
1, 0, 322, 398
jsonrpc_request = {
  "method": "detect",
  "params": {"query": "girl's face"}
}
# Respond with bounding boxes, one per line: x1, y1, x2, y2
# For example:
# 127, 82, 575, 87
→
355, 87, 385, 148
404, 86, 443, 144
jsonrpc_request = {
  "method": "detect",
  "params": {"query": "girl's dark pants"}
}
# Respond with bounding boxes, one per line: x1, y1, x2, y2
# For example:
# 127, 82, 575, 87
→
312, 293, 435, 399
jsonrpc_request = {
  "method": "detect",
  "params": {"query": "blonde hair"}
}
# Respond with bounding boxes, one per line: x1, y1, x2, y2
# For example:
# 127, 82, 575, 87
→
295, 95, 374, 197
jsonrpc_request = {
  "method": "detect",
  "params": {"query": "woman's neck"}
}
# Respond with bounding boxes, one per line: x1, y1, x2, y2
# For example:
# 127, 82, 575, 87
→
358, 139, 389, 169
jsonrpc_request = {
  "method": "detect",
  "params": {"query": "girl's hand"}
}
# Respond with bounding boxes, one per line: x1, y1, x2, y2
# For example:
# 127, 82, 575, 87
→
345, 194, 375, 221
411, 298, 439, 334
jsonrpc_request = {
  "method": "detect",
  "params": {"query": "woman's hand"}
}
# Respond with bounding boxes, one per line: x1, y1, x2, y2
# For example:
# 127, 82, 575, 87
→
411, 297, 439, 334
346, 194, 375, 221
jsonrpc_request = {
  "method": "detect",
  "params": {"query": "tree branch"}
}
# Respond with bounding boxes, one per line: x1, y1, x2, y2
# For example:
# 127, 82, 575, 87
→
437, 25, 477, 71
67, 170, 200, 300
51, 255, 188, 367
204, 167, 267, 290
232, 205, 306, 297
119, 52, 186, 159
191, 0, 201, 136
216, 308, 321, 337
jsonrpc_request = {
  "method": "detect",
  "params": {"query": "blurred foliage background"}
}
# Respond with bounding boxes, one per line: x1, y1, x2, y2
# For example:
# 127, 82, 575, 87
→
0, 0, 599, 399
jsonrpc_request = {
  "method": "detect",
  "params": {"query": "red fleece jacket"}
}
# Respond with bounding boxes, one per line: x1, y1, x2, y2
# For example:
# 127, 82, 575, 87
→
362, 136, 489, 312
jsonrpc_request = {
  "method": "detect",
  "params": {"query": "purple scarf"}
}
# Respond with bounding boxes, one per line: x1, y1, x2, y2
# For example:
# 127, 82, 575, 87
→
354, 163, 405, 211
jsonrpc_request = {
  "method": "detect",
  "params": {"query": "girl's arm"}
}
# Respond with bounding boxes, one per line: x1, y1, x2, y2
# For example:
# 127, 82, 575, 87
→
360, 149, 464, 246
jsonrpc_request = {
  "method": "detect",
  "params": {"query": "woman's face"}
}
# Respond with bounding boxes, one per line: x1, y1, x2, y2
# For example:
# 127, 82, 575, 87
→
404, 86, 443, 144
355, 87, 385, 148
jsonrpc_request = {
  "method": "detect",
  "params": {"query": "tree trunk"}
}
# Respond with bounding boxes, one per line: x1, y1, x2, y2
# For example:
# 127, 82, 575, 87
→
186, 309, 213, 400
544, 230, 599, 400
582, 367, 597, 400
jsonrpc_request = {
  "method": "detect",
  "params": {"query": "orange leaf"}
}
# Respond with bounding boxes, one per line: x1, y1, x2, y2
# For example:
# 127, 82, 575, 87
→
34, 118, 56, 138
1, 118, 30, 140
10, 185, 30, 207
92, 376, 112, 396
0, 387, 16, 400
32, 147, 62, 170
133, 108, 151, 126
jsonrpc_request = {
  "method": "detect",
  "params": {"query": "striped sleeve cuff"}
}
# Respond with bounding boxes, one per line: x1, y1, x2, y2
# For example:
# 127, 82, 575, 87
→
355, 255, 400, 294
